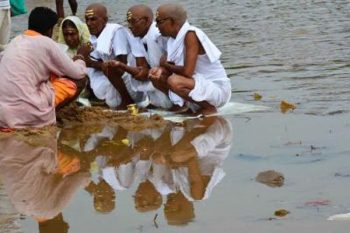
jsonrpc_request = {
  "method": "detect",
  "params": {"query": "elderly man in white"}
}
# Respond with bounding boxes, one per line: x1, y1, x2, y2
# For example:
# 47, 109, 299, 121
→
83, 3, 137, 109
104, 4, 173, 109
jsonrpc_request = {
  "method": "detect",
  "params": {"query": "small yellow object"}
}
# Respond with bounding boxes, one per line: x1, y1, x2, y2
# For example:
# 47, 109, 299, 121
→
280, 100, 296, 113
127, 104, 138, 116
274, 209, 290, 217
121, 138, 129, 146
253, 93, 262, 101
90, 161, 98, 173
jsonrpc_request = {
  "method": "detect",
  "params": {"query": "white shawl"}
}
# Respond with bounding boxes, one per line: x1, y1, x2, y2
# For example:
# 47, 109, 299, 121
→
167, 21, 221, 65
90, 23, 121, 59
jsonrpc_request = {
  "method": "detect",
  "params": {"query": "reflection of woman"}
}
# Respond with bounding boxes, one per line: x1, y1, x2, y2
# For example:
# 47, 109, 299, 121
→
57, 16, 90, 58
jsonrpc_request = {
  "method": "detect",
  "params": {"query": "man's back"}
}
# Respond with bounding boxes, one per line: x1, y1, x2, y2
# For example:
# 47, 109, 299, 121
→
0, 32, 85, 128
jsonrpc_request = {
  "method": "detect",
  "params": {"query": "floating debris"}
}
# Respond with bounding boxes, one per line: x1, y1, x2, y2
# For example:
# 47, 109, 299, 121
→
280, 100, 296, 113
305, 199, 331, 207
256, 170, 284, 187
274, 209, 290, 217
253, 93, 263, 101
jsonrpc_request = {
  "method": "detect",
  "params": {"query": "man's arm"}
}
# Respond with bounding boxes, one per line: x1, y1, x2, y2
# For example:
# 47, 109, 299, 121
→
162, 31, 200, 78
105, 57, 150, 81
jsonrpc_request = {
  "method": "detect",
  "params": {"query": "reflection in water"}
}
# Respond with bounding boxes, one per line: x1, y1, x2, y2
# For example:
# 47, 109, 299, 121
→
0, 116, 232, 231
0, 130, 90, 232
68, 116, 232, 226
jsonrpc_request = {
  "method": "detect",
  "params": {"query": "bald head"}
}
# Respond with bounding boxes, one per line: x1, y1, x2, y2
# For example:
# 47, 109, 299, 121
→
127, 4, 154, 38
128, 4, 153, 21
85, 3, 107, 17
85, 3, 108, 37
157, 3, 187, 25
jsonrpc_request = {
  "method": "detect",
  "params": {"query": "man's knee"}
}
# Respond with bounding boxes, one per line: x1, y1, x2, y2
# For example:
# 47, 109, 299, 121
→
167, 74, 194, 93
167, 75, 181, 91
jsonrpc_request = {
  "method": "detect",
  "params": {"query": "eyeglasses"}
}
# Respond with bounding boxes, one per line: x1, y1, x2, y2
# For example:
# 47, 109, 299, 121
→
155, 17, 171, 25
127, 17, 146, 26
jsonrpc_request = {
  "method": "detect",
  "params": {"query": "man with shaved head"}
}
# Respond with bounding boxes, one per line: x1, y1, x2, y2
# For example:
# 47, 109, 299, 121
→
82, 3, 135, 109
105, 4, 172, 109
149, 3, 231, 115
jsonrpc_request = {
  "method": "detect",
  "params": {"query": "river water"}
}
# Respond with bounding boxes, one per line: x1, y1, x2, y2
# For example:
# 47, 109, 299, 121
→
3, 0, 350, 233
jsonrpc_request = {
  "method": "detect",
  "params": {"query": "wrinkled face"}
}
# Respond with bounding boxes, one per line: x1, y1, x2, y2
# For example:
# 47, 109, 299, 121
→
155, 9, 173, 37
127, 10, 148, 37
85, 8, 107, 36
62, 26, 80, 48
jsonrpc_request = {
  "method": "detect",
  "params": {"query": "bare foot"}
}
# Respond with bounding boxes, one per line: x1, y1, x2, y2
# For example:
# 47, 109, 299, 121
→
168, 104, 190, 113
200, 106, 217, 116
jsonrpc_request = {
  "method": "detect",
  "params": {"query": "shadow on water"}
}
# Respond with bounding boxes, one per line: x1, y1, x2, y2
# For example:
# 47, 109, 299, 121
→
0, 116, 232, 232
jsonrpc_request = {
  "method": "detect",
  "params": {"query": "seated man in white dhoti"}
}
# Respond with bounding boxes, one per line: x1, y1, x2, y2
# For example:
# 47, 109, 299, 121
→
82, 3, 134, 109
105, 4, 172, 109
149, 4, 231, 115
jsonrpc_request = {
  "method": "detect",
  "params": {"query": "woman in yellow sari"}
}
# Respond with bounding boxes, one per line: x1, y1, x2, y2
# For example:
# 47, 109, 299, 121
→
57, 15, 90, 58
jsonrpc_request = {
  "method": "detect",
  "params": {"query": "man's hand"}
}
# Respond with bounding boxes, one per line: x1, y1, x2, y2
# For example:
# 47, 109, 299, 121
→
102, 60, 125, 77
77, 42, 93, 59
149, 67, 163, 80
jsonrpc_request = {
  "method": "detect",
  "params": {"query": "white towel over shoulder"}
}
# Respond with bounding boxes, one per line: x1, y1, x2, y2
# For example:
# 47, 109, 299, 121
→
167, 21, 221, 65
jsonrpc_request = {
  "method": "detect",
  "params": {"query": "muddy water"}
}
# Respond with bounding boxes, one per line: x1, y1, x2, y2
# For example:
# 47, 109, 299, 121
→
2, 0, 350, 232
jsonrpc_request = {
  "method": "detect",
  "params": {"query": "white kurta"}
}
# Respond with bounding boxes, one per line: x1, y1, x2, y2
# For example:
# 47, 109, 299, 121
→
87, 24, 134, 108
127, 23, 172, 109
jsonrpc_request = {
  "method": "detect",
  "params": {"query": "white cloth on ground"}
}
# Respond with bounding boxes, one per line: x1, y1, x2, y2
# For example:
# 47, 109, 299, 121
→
166, 21, 231, 107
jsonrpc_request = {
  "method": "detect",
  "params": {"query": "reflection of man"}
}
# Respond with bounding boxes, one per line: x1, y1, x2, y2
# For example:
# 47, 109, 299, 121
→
168, 116, 233, 201
164, 191, 194, 226
83, 3, 135, 109
106, 4, 172, 109
0, 130, 90, 229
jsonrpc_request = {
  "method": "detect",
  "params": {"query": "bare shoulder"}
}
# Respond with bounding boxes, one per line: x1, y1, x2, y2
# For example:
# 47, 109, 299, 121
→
185, 31, 205, 54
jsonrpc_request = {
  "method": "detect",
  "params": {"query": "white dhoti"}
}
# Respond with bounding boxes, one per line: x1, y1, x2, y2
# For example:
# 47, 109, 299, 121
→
167, 21, 231, 108
87, 68, 143, 108
189, 75, 231, 108
129, 77, 172, 109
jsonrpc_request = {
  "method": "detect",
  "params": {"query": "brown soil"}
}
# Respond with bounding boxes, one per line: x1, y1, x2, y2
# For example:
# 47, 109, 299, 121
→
56, 103, 168, 131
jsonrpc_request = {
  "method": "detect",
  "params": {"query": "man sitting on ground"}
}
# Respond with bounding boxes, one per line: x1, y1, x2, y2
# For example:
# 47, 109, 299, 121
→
104, 4, 172, 109
0, 6, 87, 129
149, 3, 231, 115
83, 3, 135, 109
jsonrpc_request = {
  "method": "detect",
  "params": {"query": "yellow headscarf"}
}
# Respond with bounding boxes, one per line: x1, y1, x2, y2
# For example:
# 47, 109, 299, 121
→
57, 16, 90, 58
